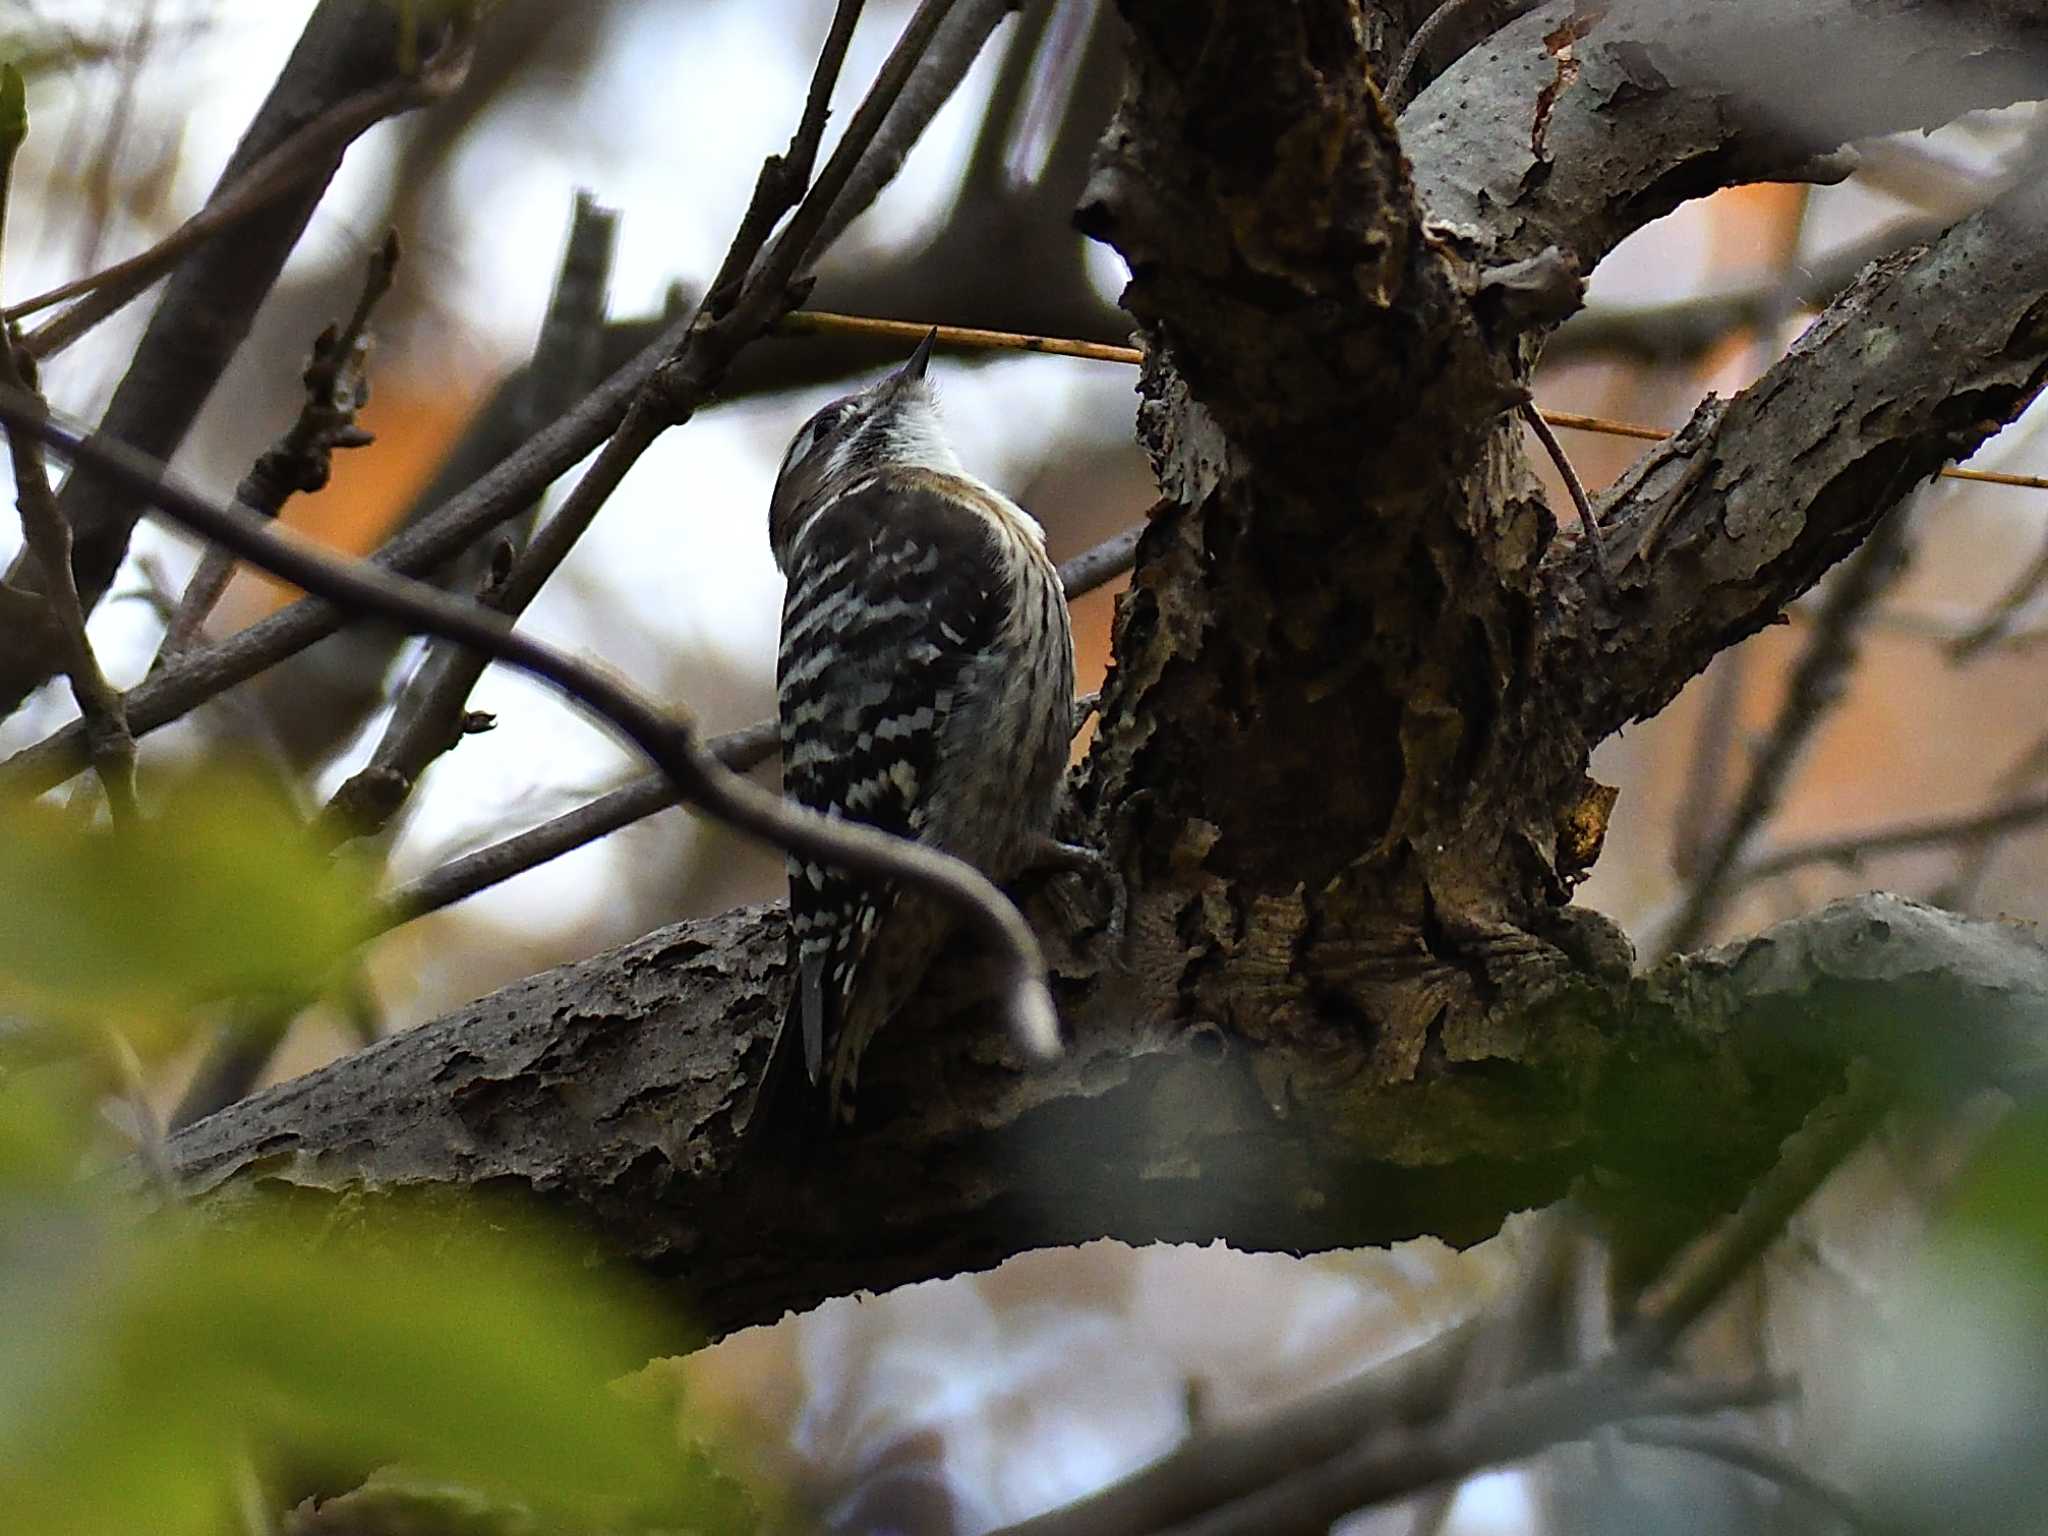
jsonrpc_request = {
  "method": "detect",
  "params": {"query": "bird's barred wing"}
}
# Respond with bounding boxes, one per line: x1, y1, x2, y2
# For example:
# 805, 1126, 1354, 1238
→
777, 480, 1007, 1089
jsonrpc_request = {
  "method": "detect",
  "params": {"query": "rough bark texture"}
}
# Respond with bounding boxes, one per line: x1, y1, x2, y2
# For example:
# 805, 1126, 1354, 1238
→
160, 0, 2048, 1338
1556, 185, 2048, 735
163, 894, 2048, 1338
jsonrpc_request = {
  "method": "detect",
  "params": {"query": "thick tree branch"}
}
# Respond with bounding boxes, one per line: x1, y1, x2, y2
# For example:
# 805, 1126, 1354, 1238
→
159, 893, 2048, 1340
1403, 0, 2048, 278
1551, 175, 2048, 741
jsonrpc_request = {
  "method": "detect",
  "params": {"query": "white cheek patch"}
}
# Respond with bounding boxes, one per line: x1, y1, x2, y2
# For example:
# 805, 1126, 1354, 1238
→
882, 395, 965, 474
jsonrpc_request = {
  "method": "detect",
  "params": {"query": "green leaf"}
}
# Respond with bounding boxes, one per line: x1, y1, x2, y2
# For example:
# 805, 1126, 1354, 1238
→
0, 1061, 93, 1188
0, 62, 25, 152
0, 774, 374, 1048
1, 1198, 734, 1535
1941, 1102, 2048, 1277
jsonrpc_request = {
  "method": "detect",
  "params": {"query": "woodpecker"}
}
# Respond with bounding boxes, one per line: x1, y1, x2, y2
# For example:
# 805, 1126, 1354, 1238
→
753, 330, 1077, 1134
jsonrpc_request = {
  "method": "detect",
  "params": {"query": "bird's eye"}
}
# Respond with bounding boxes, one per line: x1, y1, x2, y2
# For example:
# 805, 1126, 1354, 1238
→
783, 402, 851, 474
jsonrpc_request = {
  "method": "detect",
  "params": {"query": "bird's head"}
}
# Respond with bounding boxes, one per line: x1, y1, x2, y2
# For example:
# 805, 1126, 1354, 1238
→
768, 329, 958, 569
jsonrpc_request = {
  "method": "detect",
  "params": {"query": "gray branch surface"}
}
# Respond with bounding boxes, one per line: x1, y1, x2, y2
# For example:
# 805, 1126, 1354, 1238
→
152, 0, 2048, 1337
163, 894, 2048, 1339
1405, 0, 2048, 275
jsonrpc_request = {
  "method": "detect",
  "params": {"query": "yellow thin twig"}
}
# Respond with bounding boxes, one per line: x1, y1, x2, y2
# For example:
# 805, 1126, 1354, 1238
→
1542, 408, 2048, 492
780, 308, 1144, 366
784, 310, 2048, 495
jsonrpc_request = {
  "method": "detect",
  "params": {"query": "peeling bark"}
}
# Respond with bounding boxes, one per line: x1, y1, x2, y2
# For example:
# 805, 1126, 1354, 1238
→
162, 895, 2048, 1339
1405, 0, 2048, 274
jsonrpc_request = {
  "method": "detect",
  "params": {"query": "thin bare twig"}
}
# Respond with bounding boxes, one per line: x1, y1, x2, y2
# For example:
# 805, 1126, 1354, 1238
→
1548, 410, 2048, 491
1655, 508, 1915, 957
743, 0, 970, 303
1522, 400, 1609, 583
1792, 593, 2048, 650
105, 1026, 175, 1194
73, 0, 159, 276
169, 1007, 295, 1133
0, 0, 993, 801
956, 0, 1057, 200
10, 24, 471, 357
0, 342, 136, 824
377, 722, 778, 930
1001, 1071, 1883, 1536
781, 307, 1146, 364
1949, 524, 2048, 661
0, 68, 136, 825
316, 195, 618, 848
1620, 1424, 1874, 1530
1736, 790, 2048, 885
371, 519, 1146, 930
1150, 1374, 1785, 1536
153, 229, 400, 664
703, 0, 868, 312
1671, 650, 1748, 881
802, 0, 1023, 262
1549, 210, 1961, 366
1929, 724, 2048, 911
0, 383, 1063, 1062
1621, 1066, 1888, 1365
1387, 0, 1537, 113
994, 1321, 1487, 1536
1408, 1212, 1576, 1536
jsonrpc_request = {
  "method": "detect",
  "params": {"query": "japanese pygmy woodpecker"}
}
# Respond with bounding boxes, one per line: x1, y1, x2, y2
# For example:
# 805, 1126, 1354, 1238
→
756, 330, 1077, 1131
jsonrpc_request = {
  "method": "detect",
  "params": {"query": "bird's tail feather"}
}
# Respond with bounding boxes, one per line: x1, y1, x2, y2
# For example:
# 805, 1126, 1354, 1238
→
739, 988, 822, 1155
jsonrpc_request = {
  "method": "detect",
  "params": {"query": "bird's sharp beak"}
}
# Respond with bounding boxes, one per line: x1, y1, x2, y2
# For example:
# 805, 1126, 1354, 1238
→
901, 327, 937, 383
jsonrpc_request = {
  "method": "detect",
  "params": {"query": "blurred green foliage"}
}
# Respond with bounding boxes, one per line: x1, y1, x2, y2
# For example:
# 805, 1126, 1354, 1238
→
0, 770, 750, 1534
0, 775, 374, 1052
1841, 1103, 2048, 1535
1944, 1102, 2048, 1276
0, 1191, 738, 1533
